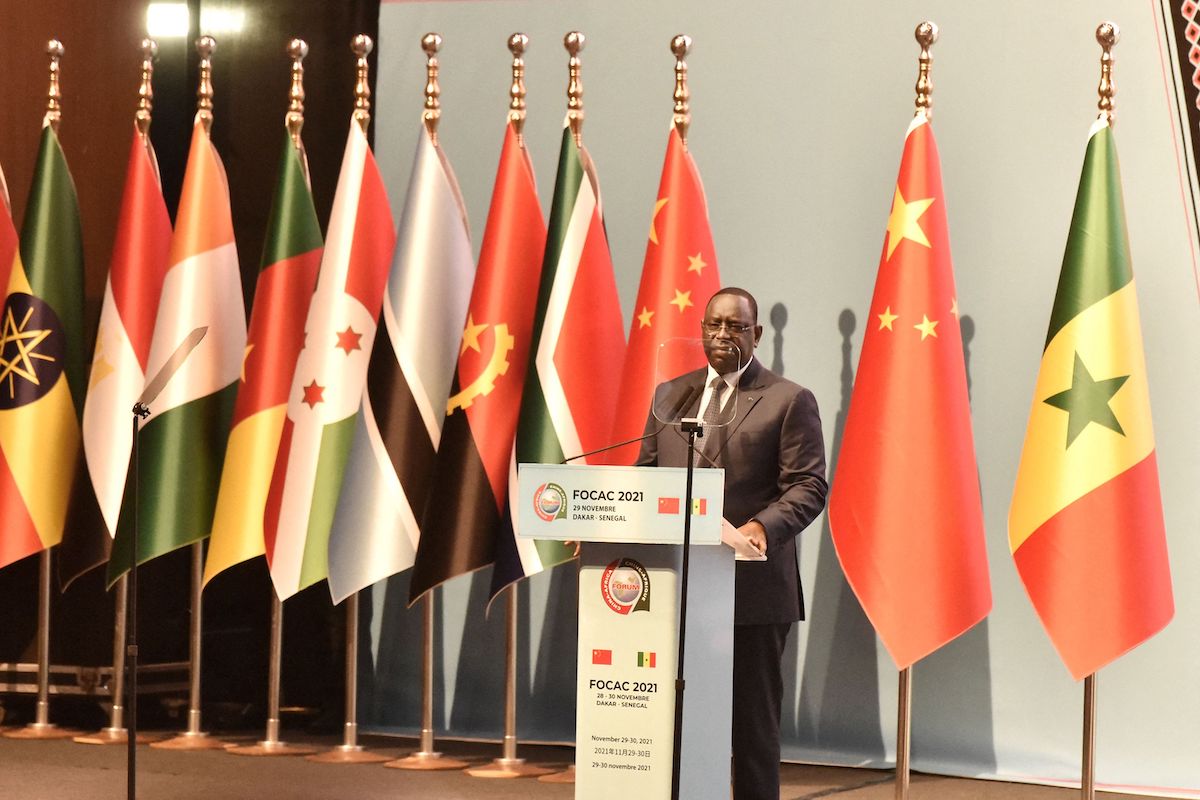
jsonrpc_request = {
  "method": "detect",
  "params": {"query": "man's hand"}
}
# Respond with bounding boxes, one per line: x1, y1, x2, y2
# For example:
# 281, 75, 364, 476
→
738, 519, 767, 555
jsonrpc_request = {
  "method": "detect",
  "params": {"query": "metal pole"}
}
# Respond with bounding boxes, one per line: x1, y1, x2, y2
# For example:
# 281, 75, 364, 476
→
108, 577, 129, 733
502, 586, 518, 762
35, 549, 52, 727
186, 542, 203, 736
895, 666, 912, 800
266, 592, 283, 744
343, 592, 359, 749
1081, 674, 1097, 800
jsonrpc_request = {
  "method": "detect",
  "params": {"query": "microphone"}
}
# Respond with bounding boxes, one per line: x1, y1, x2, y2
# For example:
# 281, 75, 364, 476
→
561, 384, 699, 464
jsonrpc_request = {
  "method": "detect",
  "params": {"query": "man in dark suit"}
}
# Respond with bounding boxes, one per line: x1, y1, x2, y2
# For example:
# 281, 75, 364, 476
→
637, 287, 827, 800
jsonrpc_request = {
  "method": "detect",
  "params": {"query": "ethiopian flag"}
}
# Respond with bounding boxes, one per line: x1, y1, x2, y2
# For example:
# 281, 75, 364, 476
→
1009, 118, 1172, 680
0, 124, 85, 570
203, 130, 322, 586
108, 118, 247, 583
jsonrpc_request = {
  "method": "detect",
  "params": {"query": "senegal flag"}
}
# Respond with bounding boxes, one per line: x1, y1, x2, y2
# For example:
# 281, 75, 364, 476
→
0, 123, 85, 570
203, 130, 322, 586
108, 117, 247, 583
1009, 117, 1172, 680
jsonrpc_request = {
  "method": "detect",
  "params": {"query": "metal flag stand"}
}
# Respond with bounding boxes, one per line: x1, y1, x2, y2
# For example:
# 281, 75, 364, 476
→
1, 40, 80, 745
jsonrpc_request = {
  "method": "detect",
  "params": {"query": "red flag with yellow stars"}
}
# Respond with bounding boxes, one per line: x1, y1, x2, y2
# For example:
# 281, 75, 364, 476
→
829, 115, 991, 669
609, 127, 721, 464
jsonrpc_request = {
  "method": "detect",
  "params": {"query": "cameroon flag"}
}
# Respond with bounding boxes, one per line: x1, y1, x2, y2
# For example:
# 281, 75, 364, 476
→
0, 124, 85, 570
1009, 118, 1173, 680
203, 130, 322, 585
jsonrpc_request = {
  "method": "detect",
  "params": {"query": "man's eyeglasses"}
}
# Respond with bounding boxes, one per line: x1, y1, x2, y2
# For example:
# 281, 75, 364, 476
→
702, 320, 754, 335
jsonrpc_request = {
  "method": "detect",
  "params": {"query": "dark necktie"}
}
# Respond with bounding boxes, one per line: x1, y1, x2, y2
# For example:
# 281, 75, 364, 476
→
695, 376, 727, 467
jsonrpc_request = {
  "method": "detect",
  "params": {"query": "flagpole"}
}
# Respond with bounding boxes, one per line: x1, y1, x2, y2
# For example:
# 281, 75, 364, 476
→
74, 577, 143, 745
895, 666, 912, 800
385, 591, 468, 770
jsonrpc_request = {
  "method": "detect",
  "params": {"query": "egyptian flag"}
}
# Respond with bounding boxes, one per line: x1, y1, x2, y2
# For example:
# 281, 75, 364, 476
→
0, 122, 85, 571
407, 121, 545, 604
829, 114, 991, 669
609, 127, 720, 465
203, 129, 322, 586
489, 121, 625, 600
265, 117, 394, 601
59, 124, 171, 588
1009, 117, 1172, 680
327, 122, 474, 604
107, 117, 247, 583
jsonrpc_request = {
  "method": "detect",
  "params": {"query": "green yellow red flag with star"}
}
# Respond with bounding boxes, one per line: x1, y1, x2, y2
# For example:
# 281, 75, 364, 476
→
0, 124, 85, 571
829, 114, 991, 670
1008, 118, 1172, 680
610, 127, 721, 465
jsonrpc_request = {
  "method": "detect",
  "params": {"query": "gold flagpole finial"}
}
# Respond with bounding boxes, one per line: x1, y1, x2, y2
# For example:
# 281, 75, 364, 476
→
286, 39, 308, 148
508, 33, 529, 145
564, 31, 586, 145
352, 34, 373, 132
422, 33, 442, 143
44, 39, 64, 133
196, 36, 216, 132
137, 39, 158, 139
1096, 22, 1119, 124
914, 21, 938, 119
671, 34, 692, 149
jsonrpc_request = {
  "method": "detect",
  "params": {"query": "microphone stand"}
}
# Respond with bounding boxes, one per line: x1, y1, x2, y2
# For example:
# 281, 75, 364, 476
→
670, 417, 703, 800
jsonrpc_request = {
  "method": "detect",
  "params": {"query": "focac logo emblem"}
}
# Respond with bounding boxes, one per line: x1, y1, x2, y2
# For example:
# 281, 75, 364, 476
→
601, 558, 651, 615
532, 482, 568, 522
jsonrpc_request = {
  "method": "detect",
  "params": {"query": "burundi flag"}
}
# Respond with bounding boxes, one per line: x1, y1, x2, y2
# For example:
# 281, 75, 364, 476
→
265, 118, 394, 601
406, 120, 545, 605
490, 121, 625, 600
1008, 117, 1172, 680
203, 130, 323, 586
0, 123, 85, 571
59, 123, 171, 588
609, 126, 721, 465
327, 124, 474, 604
107, 117, 247, 583
829, 114, 991, 670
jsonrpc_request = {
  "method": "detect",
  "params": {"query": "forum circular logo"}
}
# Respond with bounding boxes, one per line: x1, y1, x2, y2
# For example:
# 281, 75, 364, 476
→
532, 482, 568, 522
601, 558, 651, 615
0, 293, 66, 410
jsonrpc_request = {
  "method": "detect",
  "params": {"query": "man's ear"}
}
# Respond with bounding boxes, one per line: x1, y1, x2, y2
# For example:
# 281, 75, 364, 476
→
753, 324, 764, 348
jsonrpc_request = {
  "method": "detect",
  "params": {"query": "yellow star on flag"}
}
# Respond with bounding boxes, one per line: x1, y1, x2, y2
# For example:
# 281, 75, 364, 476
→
669, 289, 693, 314
950, 298, 959, 318
460, 313, 489, 355
687, 253, 708, 275
885, 186, 935, 260
914, 314, 939, 340
637, 307, 654, 329
648, 198, 669, 245
877, 306, 898, 331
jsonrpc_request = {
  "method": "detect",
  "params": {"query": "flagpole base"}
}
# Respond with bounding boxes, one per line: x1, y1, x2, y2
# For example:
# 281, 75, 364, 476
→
227, 740, 319, 757
384, 750, 470, 771
466, 757, 557, 779
73, 727, 160, 745
149, 730, 227, 750
3, 723, 80, 740
538, 764, 576, 783
305, 744, 391, 764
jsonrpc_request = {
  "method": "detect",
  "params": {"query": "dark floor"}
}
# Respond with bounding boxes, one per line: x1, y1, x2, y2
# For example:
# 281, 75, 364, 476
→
0, 726, 1169, 800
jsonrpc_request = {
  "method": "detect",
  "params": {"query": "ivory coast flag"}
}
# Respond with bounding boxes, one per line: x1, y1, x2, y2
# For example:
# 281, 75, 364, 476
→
265, 118, 394, 601
0, 123, 85, 571
1009, 118, 1173, 680
203, 130, 322, 586
490, 121, 625, 601
60, 123, 171, 588
108, 118, 247, 583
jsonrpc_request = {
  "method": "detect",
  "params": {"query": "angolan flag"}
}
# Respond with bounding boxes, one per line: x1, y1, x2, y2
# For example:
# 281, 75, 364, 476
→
204, 129, 322, 586
0, 122, 85, 571
609, 126, 721, 465
1009, 117, 1172, 680
407, 120, 545, 605
328, 123, 474, 604
265, 117, 394, 601
490, 121, 625, 600
60, 122, 171, 588
108, 117, 247, 582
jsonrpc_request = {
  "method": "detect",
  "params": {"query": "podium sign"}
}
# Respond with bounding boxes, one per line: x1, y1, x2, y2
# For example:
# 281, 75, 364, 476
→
516, 463, 724, 544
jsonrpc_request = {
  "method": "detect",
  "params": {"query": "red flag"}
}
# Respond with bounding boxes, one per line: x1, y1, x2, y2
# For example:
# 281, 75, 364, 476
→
592, 648, 612, 665
829, 116, 991, 669
657, 497, 680, 515
609, 128, 721, 464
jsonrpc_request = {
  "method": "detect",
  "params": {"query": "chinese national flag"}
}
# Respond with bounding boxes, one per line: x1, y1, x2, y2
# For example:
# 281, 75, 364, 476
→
829, 116, 991, 669
592, 649, 612, 665
609, 128, 721, 464
657, 497, 680, 514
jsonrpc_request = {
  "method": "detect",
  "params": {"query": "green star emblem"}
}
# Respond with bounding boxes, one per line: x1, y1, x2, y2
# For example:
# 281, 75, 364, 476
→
1043, 352, 1129, 448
